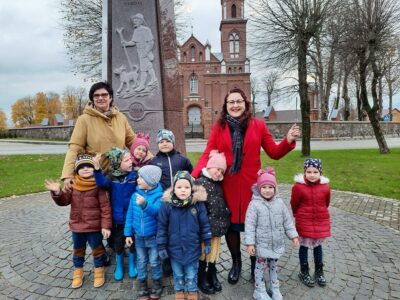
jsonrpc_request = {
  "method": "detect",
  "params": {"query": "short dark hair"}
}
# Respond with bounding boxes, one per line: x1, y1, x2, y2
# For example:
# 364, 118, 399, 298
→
88, 81, 114, 106
218, 87, 253, 128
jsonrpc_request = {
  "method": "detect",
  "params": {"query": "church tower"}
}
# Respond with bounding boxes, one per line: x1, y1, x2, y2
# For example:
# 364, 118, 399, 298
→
220, 0, 249, 73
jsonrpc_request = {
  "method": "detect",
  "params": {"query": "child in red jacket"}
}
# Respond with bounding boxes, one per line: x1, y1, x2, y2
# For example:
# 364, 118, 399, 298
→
290, 158, 330, 288
45, 154, 112, 289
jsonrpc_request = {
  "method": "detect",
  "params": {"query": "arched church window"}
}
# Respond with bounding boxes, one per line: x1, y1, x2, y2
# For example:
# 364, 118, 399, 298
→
190, 74, 198, 94
231, 4, 236, 18
191, 46, 196, 62
229, 32, 239, 58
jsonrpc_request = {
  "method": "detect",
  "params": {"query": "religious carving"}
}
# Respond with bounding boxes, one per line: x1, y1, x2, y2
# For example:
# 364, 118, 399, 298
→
116, 13, 158, 98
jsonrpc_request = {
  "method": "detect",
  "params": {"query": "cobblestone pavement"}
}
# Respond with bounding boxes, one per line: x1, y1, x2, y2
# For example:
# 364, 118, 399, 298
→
0, 186, 399, 300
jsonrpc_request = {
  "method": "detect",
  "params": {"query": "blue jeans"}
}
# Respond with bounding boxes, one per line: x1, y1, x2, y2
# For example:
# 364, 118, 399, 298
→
170, 259, 198, 292
72, 232, 105, 268
135, 235, 162, 282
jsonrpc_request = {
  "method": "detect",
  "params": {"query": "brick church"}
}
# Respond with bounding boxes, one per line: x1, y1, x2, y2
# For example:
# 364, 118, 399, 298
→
178, 0, 251, 139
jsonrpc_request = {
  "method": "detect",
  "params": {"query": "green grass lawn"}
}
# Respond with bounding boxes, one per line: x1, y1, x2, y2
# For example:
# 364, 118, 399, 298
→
1, 149, 399, 200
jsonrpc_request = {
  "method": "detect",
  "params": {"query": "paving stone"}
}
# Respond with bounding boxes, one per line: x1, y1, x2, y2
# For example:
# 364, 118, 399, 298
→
1, 188, 399, 299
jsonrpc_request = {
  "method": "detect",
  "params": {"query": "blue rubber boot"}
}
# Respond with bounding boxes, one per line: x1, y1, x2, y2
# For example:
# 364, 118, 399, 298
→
114, 254, 124, 281
128, 252, 137, 278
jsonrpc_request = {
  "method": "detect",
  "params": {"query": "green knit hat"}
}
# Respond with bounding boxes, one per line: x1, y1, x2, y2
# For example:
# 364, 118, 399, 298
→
105, 147, 129, 177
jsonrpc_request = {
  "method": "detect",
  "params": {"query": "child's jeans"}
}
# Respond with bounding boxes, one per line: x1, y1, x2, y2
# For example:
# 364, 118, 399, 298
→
170, 259, 198, 292
135, 235, 162, 282
72, 231, 105, 268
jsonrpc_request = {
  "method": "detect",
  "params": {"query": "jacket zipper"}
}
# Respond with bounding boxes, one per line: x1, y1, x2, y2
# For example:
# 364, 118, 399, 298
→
167, 154, 173, 188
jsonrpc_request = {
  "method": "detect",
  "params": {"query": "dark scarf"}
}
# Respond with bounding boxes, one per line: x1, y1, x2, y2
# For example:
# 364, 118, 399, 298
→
170, 194, 192, 208
226, 115, 246, 175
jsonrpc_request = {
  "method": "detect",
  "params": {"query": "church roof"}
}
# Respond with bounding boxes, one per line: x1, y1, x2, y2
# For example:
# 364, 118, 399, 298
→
213, 52, 223, 61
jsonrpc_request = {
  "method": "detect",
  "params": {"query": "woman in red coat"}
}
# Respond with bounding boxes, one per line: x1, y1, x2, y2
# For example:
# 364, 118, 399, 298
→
291, 158, 331, 288
192, 88, 299, 284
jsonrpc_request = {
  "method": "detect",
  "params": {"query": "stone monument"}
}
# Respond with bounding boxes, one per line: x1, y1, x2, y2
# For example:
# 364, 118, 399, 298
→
104, 0, 185, 153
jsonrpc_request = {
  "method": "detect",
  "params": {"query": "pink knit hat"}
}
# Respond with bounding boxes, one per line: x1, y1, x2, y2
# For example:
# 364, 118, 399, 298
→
206, 150, 227, 173
130, 132, 150, 155
256, 167, 277, 193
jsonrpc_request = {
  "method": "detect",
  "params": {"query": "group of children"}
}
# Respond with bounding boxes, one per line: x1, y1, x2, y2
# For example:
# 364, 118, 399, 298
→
45, 128, 331, 300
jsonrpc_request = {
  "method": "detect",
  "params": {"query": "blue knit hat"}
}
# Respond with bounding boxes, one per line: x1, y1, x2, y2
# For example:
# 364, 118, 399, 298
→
304, 158, 322, 174
156, 129, 175, 144
138, 165, 162, 188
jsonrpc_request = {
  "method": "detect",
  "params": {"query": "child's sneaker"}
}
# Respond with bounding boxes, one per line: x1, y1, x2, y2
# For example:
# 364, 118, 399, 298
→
270, 281, 282, 300
253, 287, 272, 300
71, 268, 84, 288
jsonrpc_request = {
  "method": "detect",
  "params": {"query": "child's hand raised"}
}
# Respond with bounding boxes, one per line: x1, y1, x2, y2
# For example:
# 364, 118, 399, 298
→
247, 245, 255, 256
93, 153, 102, 170
136, 194, 145, 206
44, 179, 61, 194
292, 237, 300, 247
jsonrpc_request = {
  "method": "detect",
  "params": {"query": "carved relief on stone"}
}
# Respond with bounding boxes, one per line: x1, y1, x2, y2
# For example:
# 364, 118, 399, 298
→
115, 13, 158, 99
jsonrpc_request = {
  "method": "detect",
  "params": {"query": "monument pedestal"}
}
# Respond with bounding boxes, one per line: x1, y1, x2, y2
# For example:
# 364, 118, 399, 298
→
105, 0, 185, 154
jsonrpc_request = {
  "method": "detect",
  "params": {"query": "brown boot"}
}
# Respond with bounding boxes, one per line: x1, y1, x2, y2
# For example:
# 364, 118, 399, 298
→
174, 291, 185, 300
93, 267, 105, 288
187, 291, 198, 300
71, 268, 84, 288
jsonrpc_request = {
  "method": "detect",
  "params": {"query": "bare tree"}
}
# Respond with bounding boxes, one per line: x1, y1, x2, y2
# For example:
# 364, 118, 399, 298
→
382, 39, 400, 121
250, 77, 259, 114
60, 0, 186, 80
249, 0, 336, 156
263, 71, 279, 107
343, 0, 400, 154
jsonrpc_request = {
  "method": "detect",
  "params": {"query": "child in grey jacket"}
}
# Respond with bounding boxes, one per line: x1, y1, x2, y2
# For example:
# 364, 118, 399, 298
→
245, 167, 299, 300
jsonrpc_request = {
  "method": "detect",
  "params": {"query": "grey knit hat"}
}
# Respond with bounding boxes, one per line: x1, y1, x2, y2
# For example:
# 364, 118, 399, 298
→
138, 165, 162, 188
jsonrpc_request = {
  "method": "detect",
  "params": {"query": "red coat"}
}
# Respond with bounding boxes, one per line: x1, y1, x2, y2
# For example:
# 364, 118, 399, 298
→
192, 118, 295, 224
290, 174, 331, 239
51, 188, 112, 233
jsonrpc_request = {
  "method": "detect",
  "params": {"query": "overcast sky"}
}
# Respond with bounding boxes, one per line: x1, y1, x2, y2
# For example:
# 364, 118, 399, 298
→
0, 0, 398, 125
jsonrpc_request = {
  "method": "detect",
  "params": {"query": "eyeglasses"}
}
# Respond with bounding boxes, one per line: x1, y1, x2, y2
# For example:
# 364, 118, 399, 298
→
226, 99, 245, 105
93, 93, 109, 99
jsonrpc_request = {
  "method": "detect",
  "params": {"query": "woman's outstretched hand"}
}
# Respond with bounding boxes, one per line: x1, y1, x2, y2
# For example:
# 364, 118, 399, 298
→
287, 124, 300, 144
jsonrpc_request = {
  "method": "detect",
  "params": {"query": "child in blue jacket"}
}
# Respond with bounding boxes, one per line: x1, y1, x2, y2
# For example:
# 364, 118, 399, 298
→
93, 148, 137, 281
125, 165, 164, 300
157, 171, 212, 300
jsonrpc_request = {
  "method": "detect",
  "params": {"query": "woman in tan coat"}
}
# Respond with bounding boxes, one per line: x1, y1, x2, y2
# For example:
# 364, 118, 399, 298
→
61, 81, 137, 190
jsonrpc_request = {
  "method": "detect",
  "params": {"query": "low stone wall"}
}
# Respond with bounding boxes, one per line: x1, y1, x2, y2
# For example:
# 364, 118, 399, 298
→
266, 121, 400, 139
5, 121, 400, 141
7, 126, 74, 141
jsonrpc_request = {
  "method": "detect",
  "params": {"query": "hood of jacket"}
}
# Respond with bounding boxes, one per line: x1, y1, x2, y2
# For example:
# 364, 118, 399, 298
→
294, 174, 330, 185
83, 104, 120, 120
162, 184, 207, 205
251, 184, 278, 203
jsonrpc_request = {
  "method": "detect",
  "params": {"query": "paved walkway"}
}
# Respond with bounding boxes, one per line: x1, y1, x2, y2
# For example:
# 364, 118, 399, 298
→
0, 186, 399, 300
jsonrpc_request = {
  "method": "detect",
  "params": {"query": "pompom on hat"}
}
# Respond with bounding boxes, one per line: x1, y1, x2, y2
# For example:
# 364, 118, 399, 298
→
130, 132, 150, 153
156, 129, 175, 144
75, 154, 95, 173
206, 150, 227, 173
138, 165, 162, 188
256, 166, 277, 193
304, 158, 322, 174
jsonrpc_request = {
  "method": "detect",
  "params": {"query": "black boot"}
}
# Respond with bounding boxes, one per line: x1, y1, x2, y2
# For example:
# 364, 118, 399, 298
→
228, 257, 242, 285
314, 263, 327, 286
138, 280, 150, 300
208, 262, 222, 292
250, 256, 256, 283
162, 258, 172, 277
198, 260, 215, 294
150, 279, 163, 299
298, 263, 315, 287
225, 230, 242, 285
